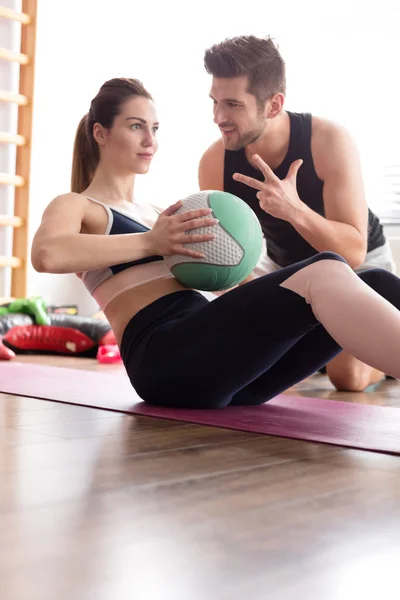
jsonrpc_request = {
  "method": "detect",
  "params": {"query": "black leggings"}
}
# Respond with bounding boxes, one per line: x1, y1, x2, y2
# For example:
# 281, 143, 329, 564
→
120, 252, 399, 408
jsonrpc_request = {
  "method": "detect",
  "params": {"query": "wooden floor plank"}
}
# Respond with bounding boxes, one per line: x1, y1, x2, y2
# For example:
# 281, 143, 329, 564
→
1, 355, 400, 600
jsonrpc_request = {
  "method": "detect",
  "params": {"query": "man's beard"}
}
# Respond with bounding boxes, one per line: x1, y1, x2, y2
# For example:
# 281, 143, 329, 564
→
226, 114, 267, 151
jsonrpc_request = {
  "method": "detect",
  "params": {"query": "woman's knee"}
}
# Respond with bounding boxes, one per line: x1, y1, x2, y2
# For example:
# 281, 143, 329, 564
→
312, 251, 348, 266
280, 252, 349, 301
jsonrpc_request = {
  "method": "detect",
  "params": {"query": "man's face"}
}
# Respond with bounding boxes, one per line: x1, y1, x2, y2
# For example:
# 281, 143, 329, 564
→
210, 76, 267, 150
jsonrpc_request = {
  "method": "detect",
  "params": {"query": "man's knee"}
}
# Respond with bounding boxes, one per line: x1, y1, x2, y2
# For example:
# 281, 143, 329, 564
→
327, 361, 380, 392
328, 369, 371, 392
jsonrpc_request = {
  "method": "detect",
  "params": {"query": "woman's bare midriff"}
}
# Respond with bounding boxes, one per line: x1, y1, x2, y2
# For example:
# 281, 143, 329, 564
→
103, 277, 194, 346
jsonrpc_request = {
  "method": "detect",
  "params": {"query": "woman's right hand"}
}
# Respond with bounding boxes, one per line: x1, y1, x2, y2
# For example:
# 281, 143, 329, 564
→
147, 200, 218, 259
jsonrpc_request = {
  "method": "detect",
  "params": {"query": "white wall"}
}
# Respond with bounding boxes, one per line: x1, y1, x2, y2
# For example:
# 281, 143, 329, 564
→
14, 0, 400, 313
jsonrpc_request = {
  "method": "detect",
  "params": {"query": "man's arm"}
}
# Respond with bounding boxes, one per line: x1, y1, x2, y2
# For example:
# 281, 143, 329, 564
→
290, 119, 368, 269
198, 140, 225, 191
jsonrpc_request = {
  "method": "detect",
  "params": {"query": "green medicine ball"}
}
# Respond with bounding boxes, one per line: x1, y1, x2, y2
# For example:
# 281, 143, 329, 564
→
163, 190, 263, 291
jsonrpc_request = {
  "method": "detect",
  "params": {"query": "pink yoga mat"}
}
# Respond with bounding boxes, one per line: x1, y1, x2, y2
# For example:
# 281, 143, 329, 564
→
1, 362, 399, 455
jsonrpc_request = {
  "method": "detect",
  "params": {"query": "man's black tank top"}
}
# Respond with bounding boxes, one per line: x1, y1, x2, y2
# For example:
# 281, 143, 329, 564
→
224, 111, 385, 267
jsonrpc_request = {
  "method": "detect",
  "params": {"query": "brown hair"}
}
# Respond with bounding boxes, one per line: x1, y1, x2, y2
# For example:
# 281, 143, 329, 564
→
71, 78, 152, 193
204, 35, 286, 108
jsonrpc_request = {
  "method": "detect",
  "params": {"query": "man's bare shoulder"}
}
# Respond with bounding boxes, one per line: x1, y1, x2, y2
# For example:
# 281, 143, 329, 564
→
198, 138, 225, 191
311, 116, 354, 146
200, 138, 224, 164
311, 116, 360, 178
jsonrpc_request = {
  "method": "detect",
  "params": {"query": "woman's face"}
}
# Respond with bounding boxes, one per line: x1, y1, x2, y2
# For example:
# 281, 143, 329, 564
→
95, 96, 159, 174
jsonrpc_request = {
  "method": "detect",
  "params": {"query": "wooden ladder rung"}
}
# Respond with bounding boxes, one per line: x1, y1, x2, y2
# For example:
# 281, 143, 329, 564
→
0, 215, 23, 227
0, 90, 28, 105
0, 255, 22, 269
0, 47, 29, 65
0, 6, 31, 24
0, 132, 26, 145
0, 173, 25, 187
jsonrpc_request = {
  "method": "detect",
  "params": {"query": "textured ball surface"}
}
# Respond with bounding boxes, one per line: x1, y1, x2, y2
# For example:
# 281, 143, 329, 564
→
163, 190, 263, 291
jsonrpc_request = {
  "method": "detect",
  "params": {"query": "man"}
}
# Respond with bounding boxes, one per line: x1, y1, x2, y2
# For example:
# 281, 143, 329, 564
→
198, 35, 395, 392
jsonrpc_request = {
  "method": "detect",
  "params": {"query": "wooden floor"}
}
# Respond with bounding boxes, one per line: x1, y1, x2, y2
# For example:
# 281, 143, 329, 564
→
2, 356, 400, 600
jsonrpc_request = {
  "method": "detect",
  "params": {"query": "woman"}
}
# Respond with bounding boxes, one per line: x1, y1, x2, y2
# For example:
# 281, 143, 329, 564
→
32, 78, 400, 409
